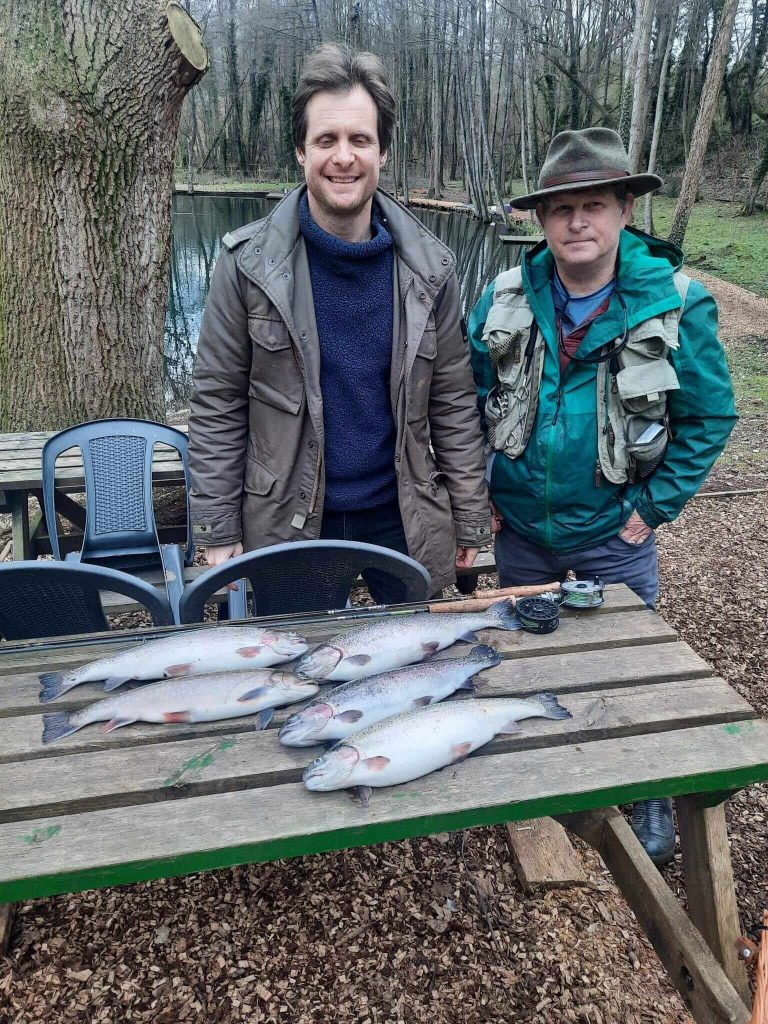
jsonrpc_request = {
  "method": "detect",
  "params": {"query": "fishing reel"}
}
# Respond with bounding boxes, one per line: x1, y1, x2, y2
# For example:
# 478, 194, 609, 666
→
516, 595, 560, 635
560, 576, 605, 609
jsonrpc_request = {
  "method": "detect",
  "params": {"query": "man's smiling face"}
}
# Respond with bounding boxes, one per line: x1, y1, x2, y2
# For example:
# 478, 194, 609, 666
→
296, 85, 386, 226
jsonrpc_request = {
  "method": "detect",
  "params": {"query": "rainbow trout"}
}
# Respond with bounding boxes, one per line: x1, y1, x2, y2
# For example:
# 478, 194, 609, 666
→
295, 599, 519, 682
39, 627, 310, 703
303, 695, 571, 804
42, 669, 318, 743
279, 644, 501, 747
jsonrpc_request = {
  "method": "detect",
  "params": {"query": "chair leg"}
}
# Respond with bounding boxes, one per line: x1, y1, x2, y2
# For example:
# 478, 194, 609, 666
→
160, 544, 186, 624
227, 579, 248, 620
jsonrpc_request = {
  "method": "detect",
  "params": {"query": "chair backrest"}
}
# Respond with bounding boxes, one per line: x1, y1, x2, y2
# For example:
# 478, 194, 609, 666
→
179, 540, 432, 624
42, 418, 192, 565
0, 561, 174, 641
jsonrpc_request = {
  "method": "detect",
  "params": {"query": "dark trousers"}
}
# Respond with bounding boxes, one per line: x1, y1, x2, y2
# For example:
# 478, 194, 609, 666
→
320, 497, 410, 604
495, 526, 659, 607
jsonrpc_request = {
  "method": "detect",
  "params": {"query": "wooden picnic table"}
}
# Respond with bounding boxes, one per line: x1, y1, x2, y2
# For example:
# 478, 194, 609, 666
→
0, 428, 188, 560
0, 584, 763, 1021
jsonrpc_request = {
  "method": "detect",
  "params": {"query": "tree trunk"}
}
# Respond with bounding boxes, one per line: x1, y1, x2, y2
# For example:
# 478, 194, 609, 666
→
742, 124, 768, 214
628, 0, 656, 172
0, 0, 207, 431
668, 0, 739, 247
645, 6, 676, 232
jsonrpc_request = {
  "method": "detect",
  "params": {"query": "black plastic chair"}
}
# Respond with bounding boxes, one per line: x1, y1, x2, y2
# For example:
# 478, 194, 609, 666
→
41, 418, 193, 622
0, 561, 174, 641
179, 540, 432, 623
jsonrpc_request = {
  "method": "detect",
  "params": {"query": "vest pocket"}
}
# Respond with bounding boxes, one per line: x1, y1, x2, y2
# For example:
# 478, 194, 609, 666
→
615, 360, 680, 414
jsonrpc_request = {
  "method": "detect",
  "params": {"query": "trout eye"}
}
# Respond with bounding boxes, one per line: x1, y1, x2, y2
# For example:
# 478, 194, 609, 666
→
309, 756, 325, 769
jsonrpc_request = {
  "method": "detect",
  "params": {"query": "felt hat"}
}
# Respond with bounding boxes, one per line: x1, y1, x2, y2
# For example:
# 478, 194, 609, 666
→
510, 127, 663, 210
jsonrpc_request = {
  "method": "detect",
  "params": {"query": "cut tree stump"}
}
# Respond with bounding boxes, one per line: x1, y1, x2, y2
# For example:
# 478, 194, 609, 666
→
505, 817, 587, 893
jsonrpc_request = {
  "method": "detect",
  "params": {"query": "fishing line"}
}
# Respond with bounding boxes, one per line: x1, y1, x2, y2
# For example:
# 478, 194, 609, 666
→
560, 577, 605, 609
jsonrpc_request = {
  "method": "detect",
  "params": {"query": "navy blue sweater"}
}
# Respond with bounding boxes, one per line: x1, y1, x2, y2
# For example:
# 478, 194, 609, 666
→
300, 195, 397, 511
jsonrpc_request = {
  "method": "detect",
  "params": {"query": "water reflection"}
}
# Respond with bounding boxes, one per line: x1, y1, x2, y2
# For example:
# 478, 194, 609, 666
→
166, 194, 518, 410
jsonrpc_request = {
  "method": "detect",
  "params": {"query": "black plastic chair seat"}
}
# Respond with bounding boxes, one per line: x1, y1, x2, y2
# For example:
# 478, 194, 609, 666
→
0, 562, 173, 641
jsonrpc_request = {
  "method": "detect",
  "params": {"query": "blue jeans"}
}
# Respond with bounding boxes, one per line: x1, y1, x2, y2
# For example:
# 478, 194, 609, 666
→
495, 526, 659, 607
320, 498, 410, 604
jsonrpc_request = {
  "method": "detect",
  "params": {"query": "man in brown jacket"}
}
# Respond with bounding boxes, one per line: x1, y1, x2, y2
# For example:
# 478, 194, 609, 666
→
188, 44, 490, 599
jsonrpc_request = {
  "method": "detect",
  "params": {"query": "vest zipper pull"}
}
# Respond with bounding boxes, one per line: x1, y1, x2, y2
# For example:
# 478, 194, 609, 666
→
594, 461, 602, 487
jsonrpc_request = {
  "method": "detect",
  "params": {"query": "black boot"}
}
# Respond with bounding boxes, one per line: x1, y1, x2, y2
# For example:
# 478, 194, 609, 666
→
631, 798, 675, 866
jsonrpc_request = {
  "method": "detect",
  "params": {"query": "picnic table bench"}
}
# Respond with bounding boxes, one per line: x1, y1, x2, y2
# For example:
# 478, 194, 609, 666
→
0, 584, 763, 1021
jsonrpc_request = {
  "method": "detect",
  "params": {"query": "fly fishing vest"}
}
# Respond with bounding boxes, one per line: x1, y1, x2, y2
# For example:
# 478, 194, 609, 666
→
482, 266, 691, 485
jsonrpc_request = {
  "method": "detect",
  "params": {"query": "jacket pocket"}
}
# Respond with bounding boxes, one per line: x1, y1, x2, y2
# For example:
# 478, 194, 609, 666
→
243, 454, 277, 496
406, 329, 437, 423
248, 315, 291, 351
248, 378, 302, 415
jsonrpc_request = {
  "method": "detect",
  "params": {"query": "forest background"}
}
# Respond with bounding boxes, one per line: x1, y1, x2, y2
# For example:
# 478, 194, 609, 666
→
179, 0, 768, 228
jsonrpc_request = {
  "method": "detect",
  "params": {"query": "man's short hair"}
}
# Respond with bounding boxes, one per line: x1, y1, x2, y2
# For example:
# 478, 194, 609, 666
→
292, 43, 397, 154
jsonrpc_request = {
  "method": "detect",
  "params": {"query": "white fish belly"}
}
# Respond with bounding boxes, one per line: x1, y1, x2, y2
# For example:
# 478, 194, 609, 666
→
348, 714, 497, 788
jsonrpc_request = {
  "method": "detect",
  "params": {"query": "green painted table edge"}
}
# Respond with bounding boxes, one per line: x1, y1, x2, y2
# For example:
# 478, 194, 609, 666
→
3, 753, 767, 904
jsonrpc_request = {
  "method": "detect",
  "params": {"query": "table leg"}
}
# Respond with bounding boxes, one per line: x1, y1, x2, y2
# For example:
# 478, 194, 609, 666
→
676, 794, 751, 1007
559, 807, 750, 1024
0, 901, 14, 953
8, 491, 31, 560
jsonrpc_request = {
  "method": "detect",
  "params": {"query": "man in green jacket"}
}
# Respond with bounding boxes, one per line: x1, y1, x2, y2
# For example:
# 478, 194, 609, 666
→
469, 128, 737, 864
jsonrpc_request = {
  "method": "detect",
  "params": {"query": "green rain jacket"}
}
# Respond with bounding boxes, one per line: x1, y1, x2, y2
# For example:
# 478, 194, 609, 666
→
468, 227, 737, 552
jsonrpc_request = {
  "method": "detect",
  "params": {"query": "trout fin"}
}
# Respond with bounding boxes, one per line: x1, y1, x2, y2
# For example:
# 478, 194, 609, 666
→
362, 756, 390, 771
497, 721, 522, 736
102, 676, 132, 692
469, 644, 501, 665
102, 717, 137, 733
421, 641, 440, 655
413, 695, 433, 707
336, 709, 363, 723
488, 598, 520, 631
342, 654, 371, 667
533, 692, 572, 720
164, 663, 193, 678
451, 741, 473, 762
256, 708, 274, 730
457, 631, 479, 643
353, 785, 373, 808
458, 679, 478, 692
39, 672, 68, 704
237, 686, 270, 702
42, 712, 80, 744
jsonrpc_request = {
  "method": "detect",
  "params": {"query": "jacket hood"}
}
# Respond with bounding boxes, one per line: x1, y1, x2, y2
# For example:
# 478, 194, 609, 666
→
234, 185, 456, 299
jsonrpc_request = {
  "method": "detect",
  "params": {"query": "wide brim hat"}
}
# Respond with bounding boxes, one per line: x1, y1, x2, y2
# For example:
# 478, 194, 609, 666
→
510, 128, 663, 210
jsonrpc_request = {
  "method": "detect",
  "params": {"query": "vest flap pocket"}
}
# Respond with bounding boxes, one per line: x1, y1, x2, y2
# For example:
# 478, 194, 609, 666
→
630, 313, 680, 351
616, 361, 680, 403
248, 377, 302, 415
248, 315, 291, 351
482, 301, 534, 340
244, 455, 277, 496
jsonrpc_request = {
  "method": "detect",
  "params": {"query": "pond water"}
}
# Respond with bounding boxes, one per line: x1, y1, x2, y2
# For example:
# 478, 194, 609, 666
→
165, 194, 519, 411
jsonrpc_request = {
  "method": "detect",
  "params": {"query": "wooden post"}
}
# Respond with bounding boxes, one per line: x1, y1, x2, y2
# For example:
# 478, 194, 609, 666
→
8, 490, 31, 560
0, 902, 14, 953
560, 808, 750, 1024
676, 795, 751, 1007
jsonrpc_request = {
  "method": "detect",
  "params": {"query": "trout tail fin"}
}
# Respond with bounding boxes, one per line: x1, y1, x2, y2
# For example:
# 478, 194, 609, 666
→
532, 692, 571, 720
42, 712, 82, 744
39, 672, 68, 704
487, 599, 520, 631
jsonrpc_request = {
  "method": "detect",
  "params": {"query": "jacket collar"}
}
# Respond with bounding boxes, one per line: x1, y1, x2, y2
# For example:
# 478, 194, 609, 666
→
236, 184, 455, 301
522, 226, 685, 358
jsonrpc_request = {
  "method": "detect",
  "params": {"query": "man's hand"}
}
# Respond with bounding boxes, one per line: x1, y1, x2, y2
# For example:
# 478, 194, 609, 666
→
205, 542, 244, 590
490, 501, 504, 535
456, 546, 480, 570
618, 510, 652, 545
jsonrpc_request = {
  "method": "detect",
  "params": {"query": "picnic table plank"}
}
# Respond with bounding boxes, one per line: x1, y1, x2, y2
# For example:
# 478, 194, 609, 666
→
2, 720, 768, 904
0, 640, 711, 720
0, 677, 750, 820
0, 603, 676, 676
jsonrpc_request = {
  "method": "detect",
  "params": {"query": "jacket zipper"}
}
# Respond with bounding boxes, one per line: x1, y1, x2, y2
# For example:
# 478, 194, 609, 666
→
544, 383, 562, 548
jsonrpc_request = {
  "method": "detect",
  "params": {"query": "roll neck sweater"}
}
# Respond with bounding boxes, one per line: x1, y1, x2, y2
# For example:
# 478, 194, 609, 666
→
299, 194, 397, 511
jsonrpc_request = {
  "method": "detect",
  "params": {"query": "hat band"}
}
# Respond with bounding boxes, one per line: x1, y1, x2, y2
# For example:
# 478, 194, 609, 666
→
540, 169, 630, 189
